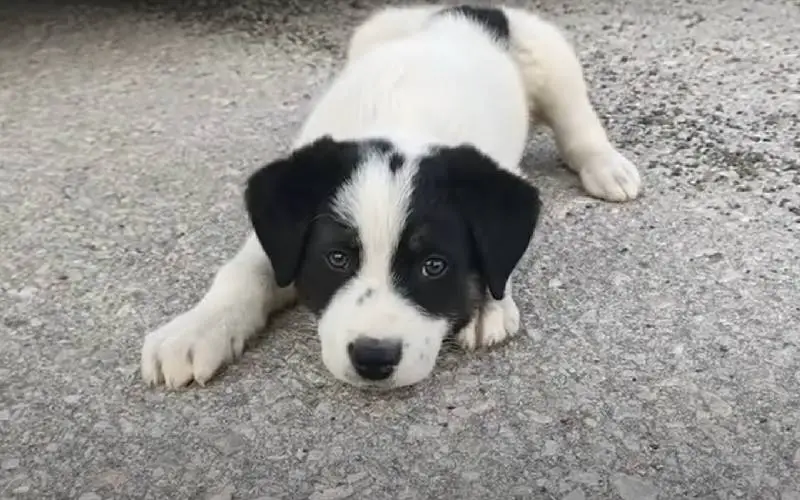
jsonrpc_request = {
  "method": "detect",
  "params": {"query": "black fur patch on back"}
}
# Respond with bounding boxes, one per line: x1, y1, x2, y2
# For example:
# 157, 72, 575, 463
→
439, 5, 510, 45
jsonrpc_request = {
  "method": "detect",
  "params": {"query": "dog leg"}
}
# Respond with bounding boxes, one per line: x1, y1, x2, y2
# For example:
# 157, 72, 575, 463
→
504, 7, 642, 202
140, 232, 296, 388
458, 280, 521, 350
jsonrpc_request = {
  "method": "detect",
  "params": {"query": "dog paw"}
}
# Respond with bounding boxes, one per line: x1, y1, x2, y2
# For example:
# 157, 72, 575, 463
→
579, 149, 642, 202
140, 306, 252, 389
457, 295, 521, 350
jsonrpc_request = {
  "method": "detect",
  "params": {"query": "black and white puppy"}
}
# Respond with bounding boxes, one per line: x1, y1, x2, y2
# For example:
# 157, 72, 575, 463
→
141, 5, 642, 389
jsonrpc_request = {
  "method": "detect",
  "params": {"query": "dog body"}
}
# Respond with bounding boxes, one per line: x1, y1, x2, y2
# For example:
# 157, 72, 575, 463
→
294, 8, 529, 169
141, 5, 642, 389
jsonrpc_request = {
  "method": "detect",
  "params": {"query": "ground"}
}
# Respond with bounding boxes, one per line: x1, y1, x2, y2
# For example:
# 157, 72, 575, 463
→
1, 0, 799, 498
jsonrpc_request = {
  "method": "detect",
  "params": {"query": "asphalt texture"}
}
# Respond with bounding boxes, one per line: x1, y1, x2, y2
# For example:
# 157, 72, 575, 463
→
1, 0, 799, 498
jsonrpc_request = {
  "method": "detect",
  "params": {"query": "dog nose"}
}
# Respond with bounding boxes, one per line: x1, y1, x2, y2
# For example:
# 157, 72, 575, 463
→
347, 337, 402, 381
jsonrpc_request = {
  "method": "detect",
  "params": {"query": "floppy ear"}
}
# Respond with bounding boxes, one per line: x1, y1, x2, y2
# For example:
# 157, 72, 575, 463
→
244, 136, 358, 287
423, 145, 542, 301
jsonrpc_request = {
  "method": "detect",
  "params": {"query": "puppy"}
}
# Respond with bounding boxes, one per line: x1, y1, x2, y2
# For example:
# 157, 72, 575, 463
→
141, 5, 642, 389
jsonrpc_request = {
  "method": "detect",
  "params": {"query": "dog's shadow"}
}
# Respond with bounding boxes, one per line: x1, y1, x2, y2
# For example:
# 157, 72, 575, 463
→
519, 132, 585, 200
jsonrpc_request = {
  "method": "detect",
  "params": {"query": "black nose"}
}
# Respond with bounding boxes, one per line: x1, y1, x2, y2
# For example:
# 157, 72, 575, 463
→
347, 337, 402, 381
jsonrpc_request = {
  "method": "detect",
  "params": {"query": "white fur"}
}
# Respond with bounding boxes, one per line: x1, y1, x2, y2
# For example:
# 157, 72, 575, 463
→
141, 5, 642, 388
323, 153, 435, 386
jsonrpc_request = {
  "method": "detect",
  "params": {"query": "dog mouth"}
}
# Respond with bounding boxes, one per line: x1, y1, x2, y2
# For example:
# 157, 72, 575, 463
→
341, 370, 398, 390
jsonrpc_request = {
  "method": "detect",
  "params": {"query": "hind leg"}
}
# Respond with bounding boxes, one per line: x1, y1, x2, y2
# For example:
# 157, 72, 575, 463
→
503, 7, 641, 202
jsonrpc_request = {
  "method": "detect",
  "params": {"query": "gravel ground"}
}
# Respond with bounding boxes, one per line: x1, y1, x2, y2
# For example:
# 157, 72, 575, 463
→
1, 0, 799, 498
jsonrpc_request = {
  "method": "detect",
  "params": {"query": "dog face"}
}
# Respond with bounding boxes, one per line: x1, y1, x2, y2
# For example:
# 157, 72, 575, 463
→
245, 136, 541, 388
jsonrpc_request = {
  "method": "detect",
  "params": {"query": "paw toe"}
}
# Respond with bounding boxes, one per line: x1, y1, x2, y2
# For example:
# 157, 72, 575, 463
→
140, 310, 240, 389
580, 151, 642, 202
458, 297, 521, 350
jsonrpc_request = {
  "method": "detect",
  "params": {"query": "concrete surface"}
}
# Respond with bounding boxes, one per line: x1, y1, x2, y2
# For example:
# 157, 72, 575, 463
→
1, 0, 799, 498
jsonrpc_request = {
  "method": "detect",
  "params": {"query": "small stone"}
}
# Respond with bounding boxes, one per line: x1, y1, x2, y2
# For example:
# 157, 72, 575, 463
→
346, 472, 368, 484
542, 440, 560, 456
563, 489, 586, 500
408, 424, 441, 439
2, 458, 20, 470
309, 485, 355, 500
64, 394, 81, 404
11, 286, 38, 299
461, 470, 481, 481
206, 485, 235, 500
570, 471, 602, 486
525, 328, 543, 341
119, 418, 136, 434
702, 391, 733, 418
528, 412, 553, 425
115, 304, 133, 317
78, 493, 102, 500
211, 432, 247, 456
611, 473, 660, 500
0, 409, 9, 421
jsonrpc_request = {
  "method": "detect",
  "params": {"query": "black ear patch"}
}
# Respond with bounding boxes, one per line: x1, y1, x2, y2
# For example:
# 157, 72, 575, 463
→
416, 145, 542, 300
244, 136, 360, 287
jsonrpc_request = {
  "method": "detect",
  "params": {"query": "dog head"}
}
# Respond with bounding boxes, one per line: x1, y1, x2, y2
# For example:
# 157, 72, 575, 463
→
245, 136, 541, 388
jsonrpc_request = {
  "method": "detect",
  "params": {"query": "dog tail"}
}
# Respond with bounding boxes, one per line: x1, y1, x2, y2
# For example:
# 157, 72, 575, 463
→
346, 5, 441, 63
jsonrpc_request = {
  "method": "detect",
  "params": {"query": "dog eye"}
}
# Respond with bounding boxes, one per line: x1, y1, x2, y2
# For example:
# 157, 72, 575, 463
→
325, 250, 351, 271
421, 256, 448, 279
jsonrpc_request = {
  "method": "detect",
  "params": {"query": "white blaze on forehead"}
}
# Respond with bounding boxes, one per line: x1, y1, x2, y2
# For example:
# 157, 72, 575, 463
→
332, 151, 418, 285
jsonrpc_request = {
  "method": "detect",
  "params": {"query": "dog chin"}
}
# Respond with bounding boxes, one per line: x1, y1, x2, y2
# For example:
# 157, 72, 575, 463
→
335, 368, 438, 391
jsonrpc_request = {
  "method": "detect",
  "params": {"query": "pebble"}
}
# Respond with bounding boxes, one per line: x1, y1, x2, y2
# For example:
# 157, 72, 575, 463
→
207, 486, 235, 500
563, 489, 586, 500
611, 473, 660, 500
702, 391, 733, 418
13, 484, 30, 494
542, 440, 560, 456
211, 432, 247, 456
64, 394, 81, 405
78, 493, 102, 500
309, 485, 354, 500
528, 411, 553, 425
345, 472, 368, 484
2, 458, 20, 470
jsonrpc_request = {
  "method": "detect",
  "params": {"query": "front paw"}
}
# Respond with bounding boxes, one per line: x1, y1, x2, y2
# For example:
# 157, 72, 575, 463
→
457, 294, 521, 350
140, 306, 251, 389
578, 149, 642, 202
